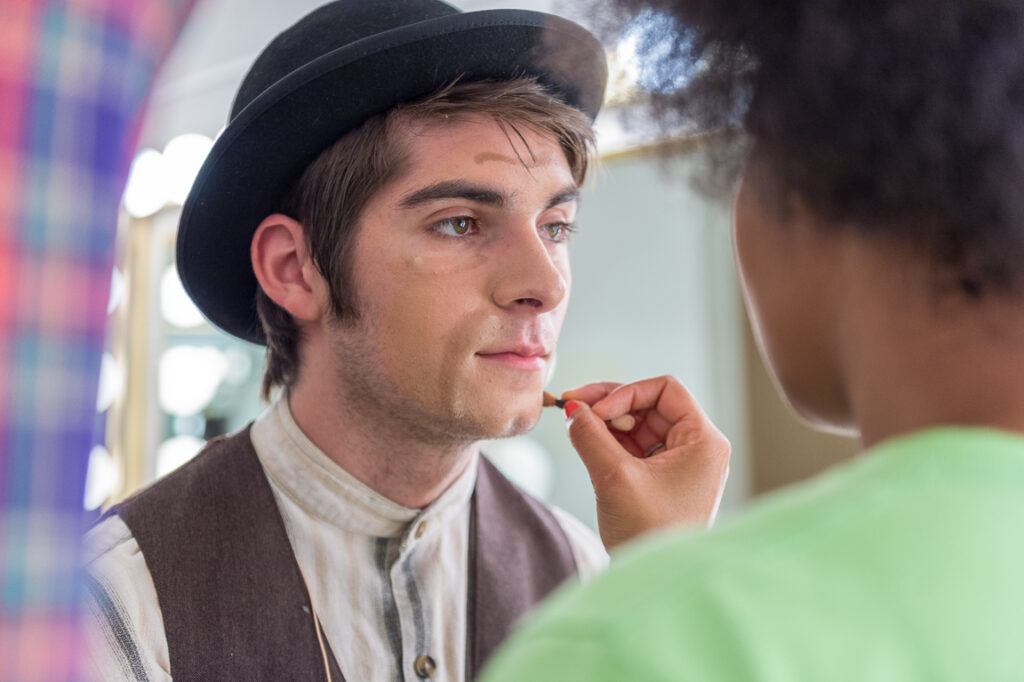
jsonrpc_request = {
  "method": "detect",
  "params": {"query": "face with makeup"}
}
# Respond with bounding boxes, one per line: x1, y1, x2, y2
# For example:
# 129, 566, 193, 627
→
322, 115, 578, 444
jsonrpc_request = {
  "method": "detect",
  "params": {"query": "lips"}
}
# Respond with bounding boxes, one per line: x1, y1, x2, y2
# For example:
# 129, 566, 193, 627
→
476, 352, 548, 371
481, 343, 549, 356
475, 343, 551, 371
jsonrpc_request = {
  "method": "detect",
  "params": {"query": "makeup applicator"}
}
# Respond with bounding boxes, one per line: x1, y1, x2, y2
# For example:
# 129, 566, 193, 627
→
543, 391, 637, 432
542, 391, 567, 409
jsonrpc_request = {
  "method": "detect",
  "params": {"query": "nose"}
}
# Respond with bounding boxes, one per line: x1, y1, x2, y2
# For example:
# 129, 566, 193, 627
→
491, 222, 568, 313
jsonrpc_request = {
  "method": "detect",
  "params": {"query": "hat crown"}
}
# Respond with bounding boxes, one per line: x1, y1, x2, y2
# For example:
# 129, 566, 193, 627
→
232, 0, 460, 119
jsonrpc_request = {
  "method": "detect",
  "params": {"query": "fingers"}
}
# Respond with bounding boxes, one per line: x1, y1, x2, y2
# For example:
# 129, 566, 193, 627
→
603, 410, 665, 457
609, 414, 636, 432
591, 376, 706, 425
560, 382, 622, 405
611, 430, 645, 459
565, 402, 636, 480
561, 377, 715, 456
630, 418, 667, 456
562, 381, 731, 548
560, 382, 636, 432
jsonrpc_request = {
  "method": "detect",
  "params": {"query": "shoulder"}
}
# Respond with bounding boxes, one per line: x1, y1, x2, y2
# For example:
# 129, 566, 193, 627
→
83, 515, 171, 681
83, 514, 154, 596
110, 428, 259, 549
83, 512, 135, 565
484, 458, 900, 682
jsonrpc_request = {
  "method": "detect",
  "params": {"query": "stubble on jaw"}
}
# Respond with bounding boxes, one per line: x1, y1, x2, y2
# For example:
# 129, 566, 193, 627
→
326, 307, 537, 457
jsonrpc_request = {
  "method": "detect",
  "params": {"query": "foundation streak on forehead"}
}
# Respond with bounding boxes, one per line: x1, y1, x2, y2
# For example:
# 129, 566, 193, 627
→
474, 152, 556, 168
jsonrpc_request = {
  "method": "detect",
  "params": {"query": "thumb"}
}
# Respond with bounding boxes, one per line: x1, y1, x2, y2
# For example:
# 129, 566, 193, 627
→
566, 402, 631, 483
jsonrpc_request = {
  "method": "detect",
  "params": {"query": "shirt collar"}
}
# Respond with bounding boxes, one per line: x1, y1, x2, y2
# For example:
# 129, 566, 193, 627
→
250, 397, 479, 538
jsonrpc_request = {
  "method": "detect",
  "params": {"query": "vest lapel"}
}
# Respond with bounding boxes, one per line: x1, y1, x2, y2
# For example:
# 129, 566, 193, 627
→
115, 429, 578, 681
466, 456, 578, 679
116, 428, 345, 681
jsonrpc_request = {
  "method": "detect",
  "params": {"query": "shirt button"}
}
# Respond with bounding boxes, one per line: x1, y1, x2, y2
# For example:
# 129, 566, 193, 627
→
414, 521, 428, 539
414, 654, 436, 678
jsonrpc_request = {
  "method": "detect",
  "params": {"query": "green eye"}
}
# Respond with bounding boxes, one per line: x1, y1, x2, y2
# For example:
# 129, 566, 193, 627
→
542, 222, 574, 242
434, 216, 477, 237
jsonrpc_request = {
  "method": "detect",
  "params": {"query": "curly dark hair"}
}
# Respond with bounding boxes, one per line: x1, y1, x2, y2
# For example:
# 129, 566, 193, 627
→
601, 0, 1024, 294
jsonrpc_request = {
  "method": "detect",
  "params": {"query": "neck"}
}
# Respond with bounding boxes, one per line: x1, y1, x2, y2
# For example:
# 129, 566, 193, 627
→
838, 253, 1024, 448
286, 373, 477, 510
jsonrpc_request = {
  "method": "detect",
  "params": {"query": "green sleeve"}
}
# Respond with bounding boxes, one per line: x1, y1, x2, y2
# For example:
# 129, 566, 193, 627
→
479, 532, 755, 682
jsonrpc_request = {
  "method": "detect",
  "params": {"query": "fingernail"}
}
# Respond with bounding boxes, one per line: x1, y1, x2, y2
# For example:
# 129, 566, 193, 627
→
563, 400, 581, 420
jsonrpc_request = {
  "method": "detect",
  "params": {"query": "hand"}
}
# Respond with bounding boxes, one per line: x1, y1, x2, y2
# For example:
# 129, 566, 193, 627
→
562, 376, 730, 550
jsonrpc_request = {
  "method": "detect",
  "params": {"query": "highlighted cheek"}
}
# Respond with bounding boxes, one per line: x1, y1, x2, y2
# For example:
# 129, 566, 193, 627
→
407, 251, 487, 275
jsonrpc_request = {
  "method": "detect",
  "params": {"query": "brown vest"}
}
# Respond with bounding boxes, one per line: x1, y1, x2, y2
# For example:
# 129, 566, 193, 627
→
111, 427, 577, 680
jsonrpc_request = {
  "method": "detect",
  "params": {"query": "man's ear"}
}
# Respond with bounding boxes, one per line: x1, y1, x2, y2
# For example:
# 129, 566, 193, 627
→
251, 213, 327, 324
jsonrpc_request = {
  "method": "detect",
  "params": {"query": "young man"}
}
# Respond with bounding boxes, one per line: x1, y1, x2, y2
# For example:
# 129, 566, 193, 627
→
84, 1, 611, 679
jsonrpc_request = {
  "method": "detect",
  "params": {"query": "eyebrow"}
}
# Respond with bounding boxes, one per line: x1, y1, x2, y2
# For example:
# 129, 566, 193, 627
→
397, 180, 580, 211
545, 187, 581, 209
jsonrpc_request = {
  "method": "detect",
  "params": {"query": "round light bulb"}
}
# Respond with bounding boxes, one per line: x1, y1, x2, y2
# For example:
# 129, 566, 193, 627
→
123, 148, 169, 218
96, 352, 123, 413
160, 265, 205, 328
163, 133, 214, 205
156, 435, 205, 477
158, 346, 228, 416
83, 445, 121, 510
107, 267, 125, 315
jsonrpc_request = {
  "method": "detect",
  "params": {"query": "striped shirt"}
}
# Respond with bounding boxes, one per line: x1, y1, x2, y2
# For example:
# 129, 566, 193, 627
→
84, 399, 608, 681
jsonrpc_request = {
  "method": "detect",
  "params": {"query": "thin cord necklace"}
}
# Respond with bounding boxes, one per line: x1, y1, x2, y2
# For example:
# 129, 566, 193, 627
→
299, 565, 333, 682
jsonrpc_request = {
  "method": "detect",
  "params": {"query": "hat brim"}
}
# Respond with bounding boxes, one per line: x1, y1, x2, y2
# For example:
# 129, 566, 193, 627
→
176, 9, 607, 344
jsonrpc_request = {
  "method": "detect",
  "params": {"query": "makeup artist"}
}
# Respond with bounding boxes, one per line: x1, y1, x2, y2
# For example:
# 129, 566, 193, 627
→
80, 2, 668, 680
484, 0, 1024, 679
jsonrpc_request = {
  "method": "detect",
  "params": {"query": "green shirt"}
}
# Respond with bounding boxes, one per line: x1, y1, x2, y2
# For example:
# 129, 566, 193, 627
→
483, 428, 1024, 681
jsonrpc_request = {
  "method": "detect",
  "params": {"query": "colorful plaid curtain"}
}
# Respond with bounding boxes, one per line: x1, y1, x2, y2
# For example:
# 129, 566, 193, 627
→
0, 1, 196, 679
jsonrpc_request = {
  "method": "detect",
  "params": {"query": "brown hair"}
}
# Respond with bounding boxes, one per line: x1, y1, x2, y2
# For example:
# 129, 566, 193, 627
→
257, 78, 597, 400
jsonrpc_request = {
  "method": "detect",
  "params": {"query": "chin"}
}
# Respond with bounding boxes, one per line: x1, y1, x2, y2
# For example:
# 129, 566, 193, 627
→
475, 404, 542, 440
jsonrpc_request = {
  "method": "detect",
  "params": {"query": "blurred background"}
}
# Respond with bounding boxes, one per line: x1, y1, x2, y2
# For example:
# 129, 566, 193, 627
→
87, 0, 859, 529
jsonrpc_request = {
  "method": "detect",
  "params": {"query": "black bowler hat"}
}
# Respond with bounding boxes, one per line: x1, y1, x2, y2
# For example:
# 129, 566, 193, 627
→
176, 0, 608, 344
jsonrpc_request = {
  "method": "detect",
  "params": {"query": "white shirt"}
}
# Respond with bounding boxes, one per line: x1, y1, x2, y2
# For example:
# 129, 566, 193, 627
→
84, 399, 608, 681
